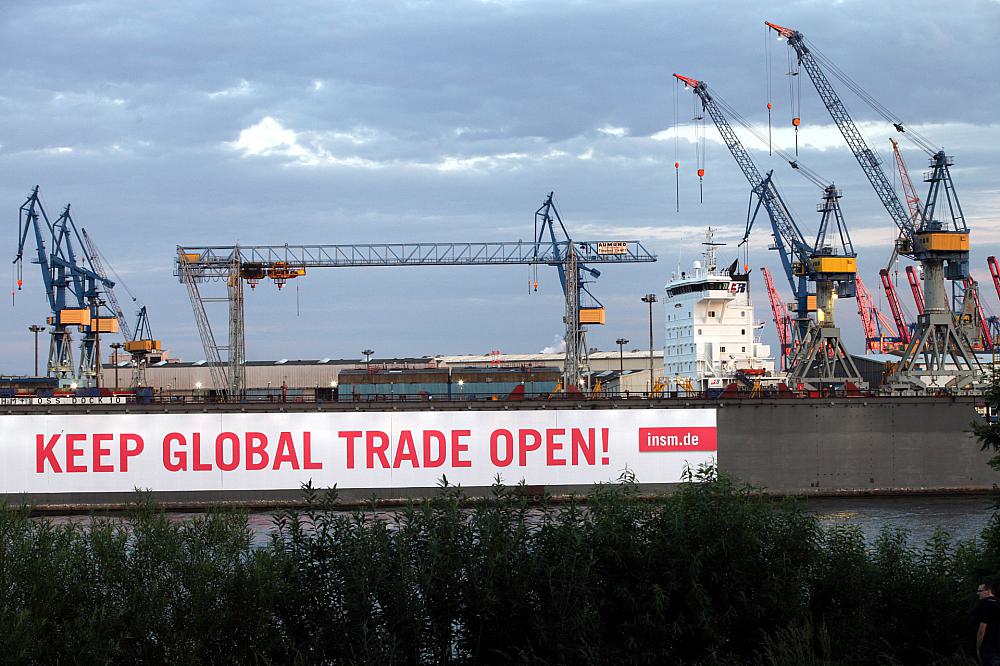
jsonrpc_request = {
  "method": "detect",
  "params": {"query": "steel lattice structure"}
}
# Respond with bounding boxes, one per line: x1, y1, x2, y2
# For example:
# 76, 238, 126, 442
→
176, 236, 655, 397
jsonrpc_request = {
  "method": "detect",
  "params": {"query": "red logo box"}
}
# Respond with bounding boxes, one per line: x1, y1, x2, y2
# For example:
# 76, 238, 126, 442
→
639, 427, 717, 452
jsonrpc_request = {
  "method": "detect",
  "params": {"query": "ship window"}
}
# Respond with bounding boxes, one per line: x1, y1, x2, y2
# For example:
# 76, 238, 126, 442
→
698, 329, 702, 335
720, 346, 726, 352
741, 311, 746, 317
708, 310, 715, 318
741, 329, 745, 335
742, 347, 746, 352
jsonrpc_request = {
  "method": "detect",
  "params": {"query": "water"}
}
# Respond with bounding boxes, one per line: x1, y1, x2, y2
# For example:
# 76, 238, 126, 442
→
42, 495, 998, 547
804, 494, 996, 545
241, 495, 1000, 546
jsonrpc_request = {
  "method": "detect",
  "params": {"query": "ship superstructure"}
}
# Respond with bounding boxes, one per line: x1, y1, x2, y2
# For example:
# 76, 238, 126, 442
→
663, 229, 776, 391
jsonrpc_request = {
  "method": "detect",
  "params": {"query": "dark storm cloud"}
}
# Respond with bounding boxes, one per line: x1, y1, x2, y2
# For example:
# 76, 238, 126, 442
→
1, 0, 998, 370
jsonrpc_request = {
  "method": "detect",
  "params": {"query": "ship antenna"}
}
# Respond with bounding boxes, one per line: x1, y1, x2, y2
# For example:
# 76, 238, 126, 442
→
702, 227, 725, 275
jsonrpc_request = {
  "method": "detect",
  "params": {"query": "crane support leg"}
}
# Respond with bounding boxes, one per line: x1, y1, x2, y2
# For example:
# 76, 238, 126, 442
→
786, 280, 865, 389
49, 327, 75, 384
562, 246, 587, 391
227, 256, 246, 398
178, 249, 229, 395
889, 259, 979, 389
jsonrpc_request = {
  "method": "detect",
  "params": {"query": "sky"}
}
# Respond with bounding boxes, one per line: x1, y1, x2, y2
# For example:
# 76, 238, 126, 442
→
2, 0, 999, 373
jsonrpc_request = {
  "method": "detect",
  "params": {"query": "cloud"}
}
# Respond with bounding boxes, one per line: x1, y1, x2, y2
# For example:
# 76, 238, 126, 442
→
227, 116, 382, 167
207, 79, 253, 99
598, 125, 628, 138
2, 0, 998, 370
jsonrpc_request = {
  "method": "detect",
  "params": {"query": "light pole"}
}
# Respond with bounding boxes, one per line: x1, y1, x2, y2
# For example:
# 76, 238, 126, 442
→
641, 294, 657, 393
615, 337, 629, 374
362, 348, 374, 370
109, 342, 123, 390
29, 324, 45, 376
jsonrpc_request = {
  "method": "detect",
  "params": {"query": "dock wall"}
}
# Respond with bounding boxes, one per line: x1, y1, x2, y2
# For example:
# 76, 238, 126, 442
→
715, 398, 997, 495
1, 396, 995, 508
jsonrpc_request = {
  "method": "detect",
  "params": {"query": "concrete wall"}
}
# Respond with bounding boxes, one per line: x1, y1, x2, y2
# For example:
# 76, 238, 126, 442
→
717, 398, 997, 494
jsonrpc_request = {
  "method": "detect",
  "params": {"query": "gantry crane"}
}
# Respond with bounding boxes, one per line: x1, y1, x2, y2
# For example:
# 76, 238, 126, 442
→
675, 74, 863, 388
15, 187, 118, 386
767, 21, 978, 389
176, 198, 655, 397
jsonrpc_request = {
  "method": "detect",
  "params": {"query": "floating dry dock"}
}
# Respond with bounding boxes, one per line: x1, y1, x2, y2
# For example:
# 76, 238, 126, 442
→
0, 395, 993, 510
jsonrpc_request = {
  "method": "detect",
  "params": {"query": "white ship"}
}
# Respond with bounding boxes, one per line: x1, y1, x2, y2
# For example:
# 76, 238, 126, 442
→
663, 229, 778, 392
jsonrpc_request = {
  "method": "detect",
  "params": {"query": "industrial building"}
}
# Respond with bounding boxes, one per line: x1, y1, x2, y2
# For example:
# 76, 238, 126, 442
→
98, 350, 666, 395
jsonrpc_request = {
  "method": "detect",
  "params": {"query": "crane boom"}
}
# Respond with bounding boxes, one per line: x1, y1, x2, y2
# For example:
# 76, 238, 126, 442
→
81, 228, 132, 341
675, 74, 862, 389
879, 269, 911, 345
890, 138, 923, 224
905, 265, 925, 314
767, 21, 977, 388
989, 257, 1000, 303
673, 74, 810, 290
761, 266, 792, 369
765, 22, 913, 239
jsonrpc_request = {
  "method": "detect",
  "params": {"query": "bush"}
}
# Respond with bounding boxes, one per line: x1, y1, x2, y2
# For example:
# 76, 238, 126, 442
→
0, 471, 992, 665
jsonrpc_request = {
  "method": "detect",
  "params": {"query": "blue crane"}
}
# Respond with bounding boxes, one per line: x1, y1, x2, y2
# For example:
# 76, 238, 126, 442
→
176, 211, 656, 397
766, 21, 977, 390
16, 187, 116, 385
533, 192, 606, 390
674, 74, 863, 388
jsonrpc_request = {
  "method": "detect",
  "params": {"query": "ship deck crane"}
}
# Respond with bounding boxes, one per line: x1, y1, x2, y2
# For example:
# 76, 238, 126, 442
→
176, 201, 655, 397
15, 187, 117, 386
675, 74, 863, 388
767, 21, 977, 390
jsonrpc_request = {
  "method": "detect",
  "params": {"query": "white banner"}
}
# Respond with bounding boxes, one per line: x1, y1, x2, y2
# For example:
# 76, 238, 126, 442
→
0, 409, 716, 494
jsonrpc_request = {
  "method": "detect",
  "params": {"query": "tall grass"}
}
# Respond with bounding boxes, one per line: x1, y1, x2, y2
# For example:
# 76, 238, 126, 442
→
0, 469, 991, 664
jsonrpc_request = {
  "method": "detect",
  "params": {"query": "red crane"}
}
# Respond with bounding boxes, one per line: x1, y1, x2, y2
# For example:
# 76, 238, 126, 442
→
963, 277, 992, 350
879, 269, 911, 345
905, 265, 925, 314
762, 267, 792, 369
989, 256, 1000, 302
890, 138, 924, 224
856, 274, 903, 353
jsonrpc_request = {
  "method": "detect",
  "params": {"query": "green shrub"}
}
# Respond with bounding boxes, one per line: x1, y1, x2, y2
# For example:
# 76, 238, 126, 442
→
0, 471, 992, 665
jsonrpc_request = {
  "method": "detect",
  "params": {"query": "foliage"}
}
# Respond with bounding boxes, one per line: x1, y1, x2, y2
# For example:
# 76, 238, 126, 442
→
0, 472, 995, 664
972, 366, 1000, 471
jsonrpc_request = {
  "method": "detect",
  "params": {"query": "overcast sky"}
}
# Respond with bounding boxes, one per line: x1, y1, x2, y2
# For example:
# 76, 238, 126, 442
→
2, 0, 998, 374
